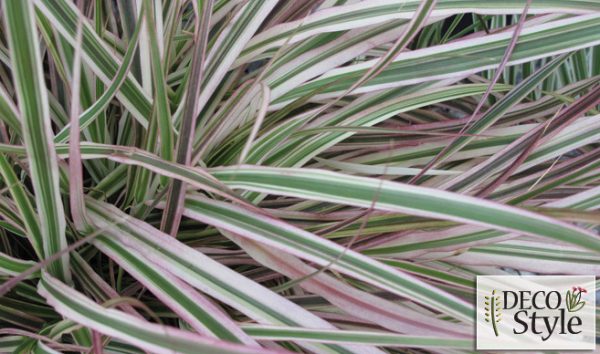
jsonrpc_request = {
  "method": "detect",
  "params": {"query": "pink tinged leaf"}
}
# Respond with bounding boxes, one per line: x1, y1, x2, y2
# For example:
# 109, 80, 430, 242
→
67, 7, 89, 231
161, 119, 219, 231
239, 84, 271, 163
0, 227, 108, 298
175, 195, 473, 322
442, 85, 600, 194
475, 125, 545, 198
85, 199, 371, 354
71, 253, 144, 319
92, 236, 259, 346
37, 272, 283, 354
409, 0, 532, 183
229, 233, 471, 338
92, 330, 103, 354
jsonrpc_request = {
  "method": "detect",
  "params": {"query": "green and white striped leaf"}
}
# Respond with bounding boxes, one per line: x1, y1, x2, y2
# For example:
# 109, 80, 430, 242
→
212, 166, 600, 253
37, 273, 274, 354
179, 195, 474, 322
85, 199, 381, 354
242, 0, 600, 66
242, 325, 472, 349
34, 0, 151, 127
4, 0, 69, 281
274, 15, 600, 105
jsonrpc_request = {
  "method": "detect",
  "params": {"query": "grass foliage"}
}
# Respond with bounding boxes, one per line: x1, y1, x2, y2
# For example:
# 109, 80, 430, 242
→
0, 0, 599, 352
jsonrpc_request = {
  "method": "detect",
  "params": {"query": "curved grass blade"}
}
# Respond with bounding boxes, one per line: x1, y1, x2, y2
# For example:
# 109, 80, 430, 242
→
85, 199, 380, 354
3, 0, 69, 281
0, 252, 38, 277
54, 4, 146, 143
242, 0, 600, 64
179, 195, 474, 322
212, 166, 600, 253
91, 235, 258, 345
34, 0, 151, 127
241, 325, 472, 349
143, 0, 173, 164
275, 15, 600, 105
228, 234, 470, 337
37, 273, 277, 354
0, 155, 44, 257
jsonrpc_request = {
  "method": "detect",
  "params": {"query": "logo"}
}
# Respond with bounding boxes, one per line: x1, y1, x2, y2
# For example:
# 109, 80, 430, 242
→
484, 289, 501, 336
477, 276, 595, 350
566, 286, 587, 313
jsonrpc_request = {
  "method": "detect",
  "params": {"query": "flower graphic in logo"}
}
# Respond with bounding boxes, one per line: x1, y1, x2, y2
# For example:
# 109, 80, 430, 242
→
485, 289, 502, 336
566, 286, 587, 313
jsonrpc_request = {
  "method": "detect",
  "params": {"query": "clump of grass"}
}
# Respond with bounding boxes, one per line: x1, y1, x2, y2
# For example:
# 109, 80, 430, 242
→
0, 1, 598, 352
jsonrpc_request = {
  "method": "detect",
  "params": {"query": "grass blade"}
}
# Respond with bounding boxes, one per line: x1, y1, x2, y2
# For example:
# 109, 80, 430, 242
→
3, 0, 69, 281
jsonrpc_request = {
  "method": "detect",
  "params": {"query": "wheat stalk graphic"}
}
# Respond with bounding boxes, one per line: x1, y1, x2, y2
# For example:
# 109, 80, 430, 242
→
485, 289, 501, 336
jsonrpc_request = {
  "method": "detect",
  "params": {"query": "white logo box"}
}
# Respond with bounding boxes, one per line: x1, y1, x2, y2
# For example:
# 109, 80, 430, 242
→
476, 275, 595, 350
